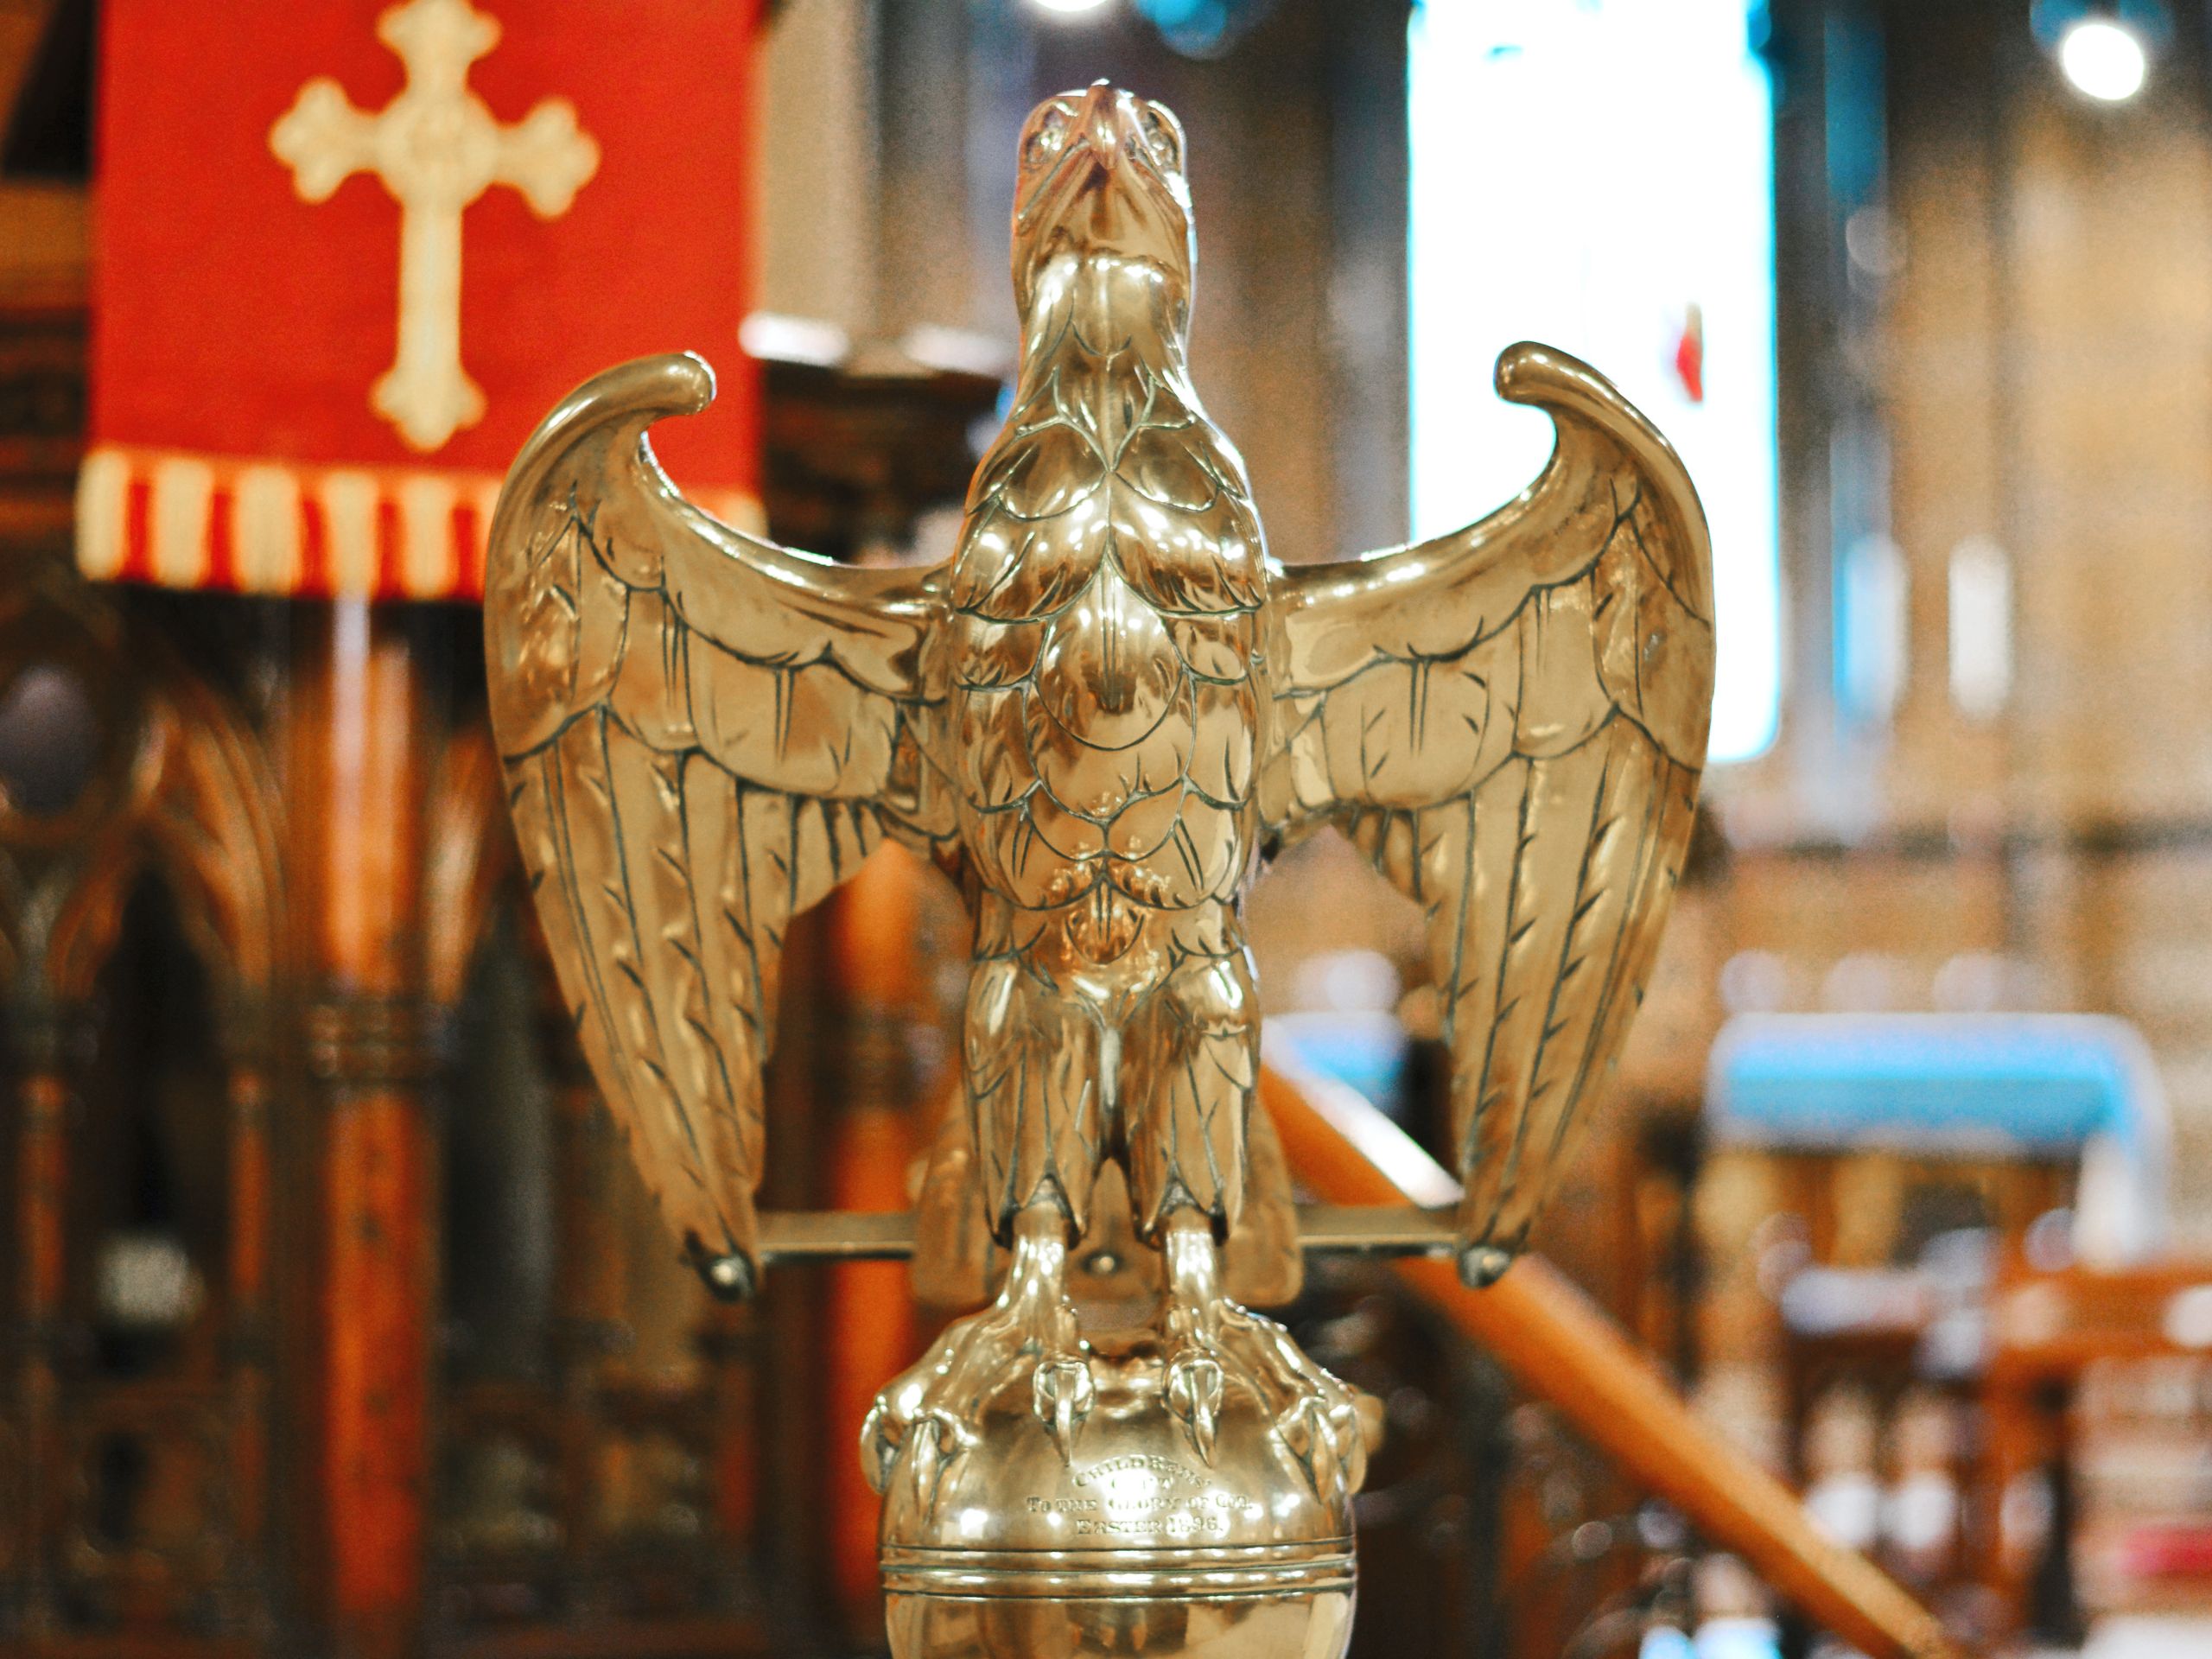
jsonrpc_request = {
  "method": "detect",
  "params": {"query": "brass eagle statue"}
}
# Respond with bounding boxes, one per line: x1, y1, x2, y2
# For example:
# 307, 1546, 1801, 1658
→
485, 82, 1713, 1622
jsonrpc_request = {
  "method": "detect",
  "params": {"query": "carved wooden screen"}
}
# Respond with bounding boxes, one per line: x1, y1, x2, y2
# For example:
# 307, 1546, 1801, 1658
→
0, 577, 283, 1643
429, 874, 772, 1644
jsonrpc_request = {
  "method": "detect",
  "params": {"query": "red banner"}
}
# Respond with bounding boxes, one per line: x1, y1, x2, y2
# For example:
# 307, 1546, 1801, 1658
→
79, 0, 762, 601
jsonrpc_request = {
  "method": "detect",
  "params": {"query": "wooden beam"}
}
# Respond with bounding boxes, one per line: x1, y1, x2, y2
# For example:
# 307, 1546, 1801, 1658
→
1258, 1062, 1961, 1659
291, 601, 433, 1659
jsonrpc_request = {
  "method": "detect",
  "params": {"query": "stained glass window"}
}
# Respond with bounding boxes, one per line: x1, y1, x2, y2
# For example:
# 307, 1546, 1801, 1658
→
1409, 0, 1782, 762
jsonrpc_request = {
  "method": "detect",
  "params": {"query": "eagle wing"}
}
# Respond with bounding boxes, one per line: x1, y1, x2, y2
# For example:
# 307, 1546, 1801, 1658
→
485, 353, 950, 1298
1260, 343, 1715, 1284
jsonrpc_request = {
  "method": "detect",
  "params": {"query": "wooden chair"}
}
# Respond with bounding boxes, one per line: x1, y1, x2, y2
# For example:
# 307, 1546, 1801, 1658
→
1980, 1261, 2212, 1637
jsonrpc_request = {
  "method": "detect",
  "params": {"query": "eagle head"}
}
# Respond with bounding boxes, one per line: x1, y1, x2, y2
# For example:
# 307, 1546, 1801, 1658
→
1011, 82, 1194, 335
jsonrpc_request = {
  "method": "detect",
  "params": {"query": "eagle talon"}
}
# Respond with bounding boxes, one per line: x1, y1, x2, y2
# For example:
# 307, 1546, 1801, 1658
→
1165, 1352, 1224, 1465
1275, 1396, 1345, 1496
860, 1399, 899, 1493
1034, 1357, 1096, 1465
861, 1203, 1084, 1503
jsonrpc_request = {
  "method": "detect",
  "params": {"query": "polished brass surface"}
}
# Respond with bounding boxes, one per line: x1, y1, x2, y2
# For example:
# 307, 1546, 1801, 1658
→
752, 1205, 1460, 1262
484, 78, 1714, 1656
865, 1208, 1370, 1659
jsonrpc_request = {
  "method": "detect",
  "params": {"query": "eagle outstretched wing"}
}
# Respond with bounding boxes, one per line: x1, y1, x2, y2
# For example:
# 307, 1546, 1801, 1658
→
484, 353, 950, 1299
1260, 342, 1716, 1285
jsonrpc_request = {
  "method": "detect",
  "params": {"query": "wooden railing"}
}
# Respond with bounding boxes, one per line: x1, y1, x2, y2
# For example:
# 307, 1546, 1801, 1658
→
1258, 1060, 1961, 1659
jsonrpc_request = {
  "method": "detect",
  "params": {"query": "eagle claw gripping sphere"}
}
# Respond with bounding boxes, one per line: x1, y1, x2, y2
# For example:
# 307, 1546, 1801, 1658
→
867, 1214, 1372, 1659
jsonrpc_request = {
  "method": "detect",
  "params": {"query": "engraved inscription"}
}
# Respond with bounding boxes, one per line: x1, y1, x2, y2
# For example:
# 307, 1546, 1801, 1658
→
1071, 1454, 1204, 1491
1025, 1496, 1099, 1514
1039, 1458, 1266, 1539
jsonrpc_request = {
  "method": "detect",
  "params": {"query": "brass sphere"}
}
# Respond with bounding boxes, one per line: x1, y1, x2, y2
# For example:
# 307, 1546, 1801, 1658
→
877, 1330, 1357, 1659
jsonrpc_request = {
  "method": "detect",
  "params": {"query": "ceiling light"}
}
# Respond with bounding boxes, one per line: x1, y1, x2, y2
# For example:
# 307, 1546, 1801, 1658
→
1030, 0, 1112, 14
2058, 16, 2148, 100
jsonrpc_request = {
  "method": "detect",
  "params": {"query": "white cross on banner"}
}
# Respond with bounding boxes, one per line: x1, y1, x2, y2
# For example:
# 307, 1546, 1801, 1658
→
270, 0, 600, 452
79, 0, 766, 603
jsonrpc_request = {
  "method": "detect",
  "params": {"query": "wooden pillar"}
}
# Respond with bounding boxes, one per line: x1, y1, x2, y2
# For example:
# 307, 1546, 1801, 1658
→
540, 980, 637, 1615
291, 600, 434, 1659
704, 1299, 762, 1577
223, 1018, 276, 1635
12, 1000, 85, 1637
759, 906, 829, 1617
547, 1057, 606, 1606
818, 845, 925, 1640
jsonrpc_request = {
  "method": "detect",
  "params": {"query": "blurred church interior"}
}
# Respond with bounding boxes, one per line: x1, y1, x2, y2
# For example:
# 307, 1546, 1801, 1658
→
4, 0, 2212, 1656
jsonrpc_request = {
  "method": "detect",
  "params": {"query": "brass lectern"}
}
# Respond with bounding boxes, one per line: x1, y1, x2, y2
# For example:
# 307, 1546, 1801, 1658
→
484, 80, 1714, 1659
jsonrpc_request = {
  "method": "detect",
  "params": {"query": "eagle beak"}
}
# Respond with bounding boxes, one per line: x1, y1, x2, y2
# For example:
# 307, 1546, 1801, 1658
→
1061, 79, 1132, 188
1077, 81, 1123, 176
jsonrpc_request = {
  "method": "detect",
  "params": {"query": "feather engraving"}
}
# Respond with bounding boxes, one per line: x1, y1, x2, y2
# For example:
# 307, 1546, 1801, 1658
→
485, 99, 1713, 1302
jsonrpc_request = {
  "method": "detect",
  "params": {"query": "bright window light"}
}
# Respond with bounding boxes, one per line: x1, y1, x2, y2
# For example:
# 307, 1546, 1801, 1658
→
1408, 0, 1782, 764
2058, 18, 2148, 100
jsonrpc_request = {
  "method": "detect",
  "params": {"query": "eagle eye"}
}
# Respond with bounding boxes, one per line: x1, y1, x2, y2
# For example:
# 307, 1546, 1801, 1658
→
1024, 106, 1071, 171
1141, 106, 1183, 173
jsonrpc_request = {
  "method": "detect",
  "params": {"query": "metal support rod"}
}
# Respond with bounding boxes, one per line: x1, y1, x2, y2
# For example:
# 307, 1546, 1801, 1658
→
753, 1204, 1459, 1264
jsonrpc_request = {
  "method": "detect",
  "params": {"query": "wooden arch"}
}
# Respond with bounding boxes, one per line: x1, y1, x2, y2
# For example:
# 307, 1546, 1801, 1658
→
0, 579, 282, 1020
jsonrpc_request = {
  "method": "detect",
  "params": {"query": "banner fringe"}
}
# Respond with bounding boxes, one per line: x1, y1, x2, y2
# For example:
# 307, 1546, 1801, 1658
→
77, 443, 760, 604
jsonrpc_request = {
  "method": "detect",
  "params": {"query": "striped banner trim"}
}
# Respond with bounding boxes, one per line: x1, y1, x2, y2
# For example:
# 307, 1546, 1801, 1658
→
76, 444, 760, 603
